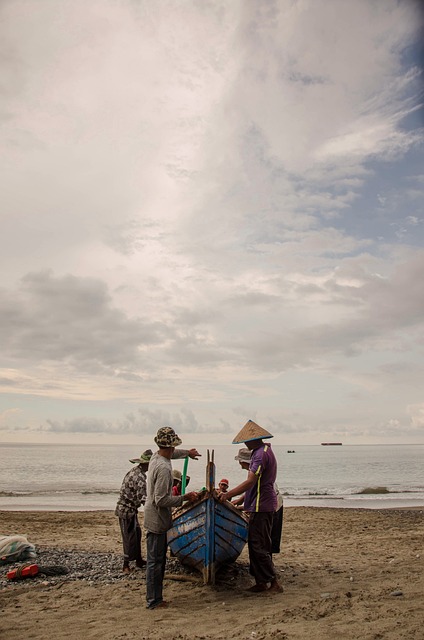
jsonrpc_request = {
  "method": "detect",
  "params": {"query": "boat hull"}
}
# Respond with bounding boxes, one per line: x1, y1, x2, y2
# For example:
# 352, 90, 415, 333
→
167, 493, 248, 584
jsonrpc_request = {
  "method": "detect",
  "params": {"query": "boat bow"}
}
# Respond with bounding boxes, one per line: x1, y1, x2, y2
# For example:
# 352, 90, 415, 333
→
167, 450, 248, 584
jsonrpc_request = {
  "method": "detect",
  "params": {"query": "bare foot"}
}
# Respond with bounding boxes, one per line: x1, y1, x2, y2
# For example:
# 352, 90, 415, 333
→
246, 583, 268, 593
122, 565, 132, 574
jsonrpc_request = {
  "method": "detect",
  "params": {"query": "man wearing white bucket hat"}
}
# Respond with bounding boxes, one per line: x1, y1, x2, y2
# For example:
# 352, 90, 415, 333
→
219, 420, 282, 594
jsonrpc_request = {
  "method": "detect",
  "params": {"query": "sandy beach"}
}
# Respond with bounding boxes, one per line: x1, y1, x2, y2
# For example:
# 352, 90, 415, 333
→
1, 507, 423, 640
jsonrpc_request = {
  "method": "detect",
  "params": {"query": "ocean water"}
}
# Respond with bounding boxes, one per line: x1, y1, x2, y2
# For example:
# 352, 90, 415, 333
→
0, 442, 423, 511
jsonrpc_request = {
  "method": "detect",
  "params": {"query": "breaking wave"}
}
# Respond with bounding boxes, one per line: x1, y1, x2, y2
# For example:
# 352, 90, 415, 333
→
283, 486, 424, 497
0, 489, 119, 498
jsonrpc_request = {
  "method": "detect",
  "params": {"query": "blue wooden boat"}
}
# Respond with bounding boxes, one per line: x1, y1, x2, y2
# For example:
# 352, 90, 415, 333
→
167, 450, 249, 584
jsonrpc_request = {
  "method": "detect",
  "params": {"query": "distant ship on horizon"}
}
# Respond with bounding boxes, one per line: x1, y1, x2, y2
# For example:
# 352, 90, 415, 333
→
321, 442, 343, 446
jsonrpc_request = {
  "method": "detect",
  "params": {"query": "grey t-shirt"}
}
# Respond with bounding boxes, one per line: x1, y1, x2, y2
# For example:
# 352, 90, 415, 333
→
143, 449, 190, 534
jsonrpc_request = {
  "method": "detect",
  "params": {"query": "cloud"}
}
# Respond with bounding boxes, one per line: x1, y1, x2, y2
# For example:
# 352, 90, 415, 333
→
0, 270, 166, 373
225, 0, 422, 172
44, 417, 113, 434
0, 243, 423, 402
0, 1, 423, 442
42, 406, 227, 435
407, 403, 424, 429
0, 408, 23, 428
1, 1, 422, 286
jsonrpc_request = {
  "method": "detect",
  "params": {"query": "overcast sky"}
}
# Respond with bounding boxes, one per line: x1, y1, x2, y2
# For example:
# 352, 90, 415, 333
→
1, 0, 424, 446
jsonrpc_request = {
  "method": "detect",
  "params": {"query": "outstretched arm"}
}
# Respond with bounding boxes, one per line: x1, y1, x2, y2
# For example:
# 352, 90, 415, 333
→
172, 448, 201, 460
219, 471, 257, 502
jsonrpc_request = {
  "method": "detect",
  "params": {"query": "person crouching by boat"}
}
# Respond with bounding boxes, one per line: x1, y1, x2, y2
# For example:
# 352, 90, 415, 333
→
172, 469, 183, 496
115, 449, 153, 574
144, 427, 200, 610
171, 469, 191, 496
218, 478, 229, 494
219, 420, 283, 594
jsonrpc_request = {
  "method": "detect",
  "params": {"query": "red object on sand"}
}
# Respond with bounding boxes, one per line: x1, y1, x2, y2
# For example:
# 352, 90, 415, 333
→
7, 564, 39, 580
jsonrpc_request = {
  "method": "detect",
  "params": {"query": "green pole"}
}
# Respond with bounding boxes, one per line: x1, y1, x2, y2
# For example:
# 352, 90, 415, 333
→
181, 457, 189, 495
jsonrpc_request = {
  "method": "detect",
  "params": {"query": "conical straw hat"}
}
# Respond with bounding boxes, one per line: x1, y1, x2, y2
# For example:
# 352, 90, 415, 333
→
232, 420, 273, 444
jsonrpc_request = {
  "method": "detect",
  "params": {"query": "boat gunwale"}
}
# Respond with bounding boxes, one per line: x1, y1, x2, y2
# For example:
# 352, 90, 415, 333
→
172, 489, 249, 523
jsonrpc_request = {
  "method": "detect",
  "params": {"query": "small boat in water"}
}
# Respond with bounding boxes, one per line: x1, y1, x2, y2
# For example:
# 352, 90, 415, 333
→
167, 450, 249, 585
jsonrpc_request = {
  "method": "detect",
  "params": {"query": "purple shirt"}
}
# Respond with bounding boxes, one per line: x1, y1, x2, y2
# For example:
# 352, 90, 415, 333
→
244, 442, 277, 512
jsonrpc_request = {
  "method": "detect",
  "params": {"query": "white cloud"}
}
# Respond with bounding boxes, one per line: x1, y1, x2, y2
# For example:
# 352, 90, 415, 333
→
0, 408, 23, 428
0, 0, 423, 442
407, 403, 424, 429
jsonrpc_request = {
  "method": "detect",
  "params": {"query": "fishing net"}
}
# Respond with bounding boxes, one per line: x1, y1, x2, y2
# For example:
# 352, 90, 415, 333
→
0, 535, 36, 565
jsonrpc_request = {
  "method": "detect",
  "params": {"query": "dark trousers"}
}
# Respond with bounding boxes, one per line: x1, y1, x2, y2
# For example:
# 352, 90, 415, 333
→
146, 531, 167, 609
248, 511, 276, 585
271, 506, 284, 554
118, 514, 142, 563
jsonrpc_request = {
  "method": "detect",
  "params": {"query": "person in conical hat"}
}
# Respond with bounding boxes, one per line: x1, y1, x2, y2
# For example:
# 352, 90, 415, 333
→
219, 420, 282, 594
232, 419, 273, 444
